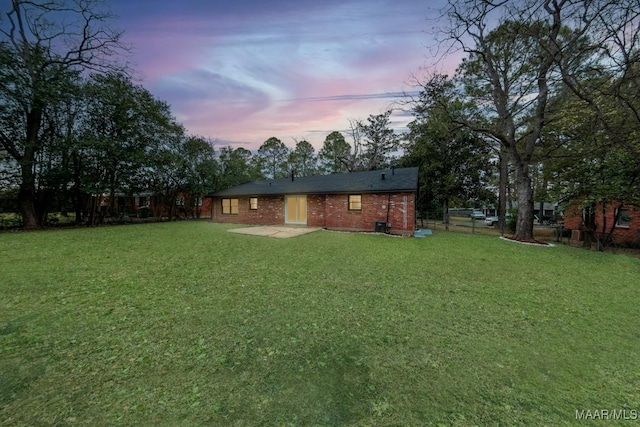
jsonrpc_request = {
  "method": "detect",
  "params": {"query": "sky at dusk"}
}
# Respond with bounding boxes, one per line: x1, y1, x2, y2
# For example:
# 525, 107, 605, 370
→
110, 0, 461, 151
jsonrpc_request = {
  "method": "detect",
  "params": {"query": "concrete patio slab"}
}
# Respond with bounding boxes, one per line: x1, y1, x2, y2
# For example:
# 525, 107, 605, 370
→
227, 226, 321, 238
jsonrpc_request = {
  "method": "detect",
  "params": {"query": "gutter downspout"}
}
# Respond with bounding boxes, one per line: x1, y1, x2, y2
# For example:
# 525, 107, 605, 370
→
324, 194, 328, 229
386, 193, 391, 233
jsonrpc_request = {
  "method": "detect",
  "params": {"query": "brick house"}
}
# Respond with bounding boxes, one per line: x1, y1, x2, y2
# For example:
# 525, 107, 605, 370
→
108, 192, 212, 219
207, 167, 419, 236
563, 202, 639, 246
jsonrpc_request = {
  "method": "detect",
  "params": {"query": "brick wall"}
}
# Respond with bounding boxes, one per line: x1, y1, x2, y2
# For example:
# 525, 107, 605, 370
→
211, 192, 416, 235
320, 193, 415, 235
211, 195, 285, 225
306, 194, 325, 228
563, 202, 639, 245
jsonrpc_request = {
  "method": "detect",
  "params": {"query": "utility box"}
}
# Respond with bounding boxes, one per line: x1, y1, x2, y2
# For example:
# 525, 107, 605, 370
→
374, 221, 389, 233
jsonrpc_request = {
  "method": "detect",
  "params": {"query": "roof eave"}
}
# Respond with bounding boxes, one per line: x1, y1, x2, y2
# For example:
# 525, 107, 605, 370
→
208, 189, 417, 198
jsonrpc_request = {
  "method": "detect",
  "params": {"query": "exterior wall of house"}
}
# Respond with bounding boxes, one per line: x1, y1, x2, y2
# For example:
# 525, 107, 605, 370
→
563, 203, 639, 245
306, 195, 325, 228
211, 195, 285, 225
320, 193, 415, 235
211, 192, 416, 236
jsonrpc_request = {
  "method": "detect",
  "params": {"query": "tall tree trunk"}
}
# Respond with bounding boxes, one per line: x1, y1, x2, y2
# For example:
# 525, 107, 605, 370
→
537, 201, 543, 224
582, 202, 596, 249
601, 202, 624, 250
498, 145, 508, 231
597, 202, 608, 251
18, 167, 39, 229
512, 163, 534, 241
74, 192, 83, 225
90, 195, 98, 225
18, 108, 43, 229
168, 192, 176, 221
443, 198, 449, 231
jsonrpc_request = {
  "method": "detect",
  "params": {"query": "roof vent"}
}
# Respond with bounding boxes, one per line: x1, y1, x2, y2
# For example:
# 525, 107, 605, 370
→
381, 172, 386, 180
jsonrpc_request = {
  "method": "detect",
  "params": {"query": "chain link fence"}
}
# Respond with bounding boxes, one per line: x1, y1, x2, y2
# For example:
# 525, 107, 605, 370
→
416, 211, 560, 241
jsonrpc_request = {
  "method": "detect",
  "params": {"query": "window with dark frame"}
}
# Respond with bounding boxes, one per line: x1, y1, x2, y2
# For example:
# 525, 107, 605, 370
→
250, 197, 258, 210
222, 198, 239, 214
616, 207, 630, 227
348, 194, 362, 211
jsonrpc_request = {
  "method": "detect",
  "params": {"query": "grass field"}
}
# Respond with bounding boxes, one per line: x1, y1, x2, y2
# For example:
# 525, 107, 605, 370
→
1, 222, 639, 426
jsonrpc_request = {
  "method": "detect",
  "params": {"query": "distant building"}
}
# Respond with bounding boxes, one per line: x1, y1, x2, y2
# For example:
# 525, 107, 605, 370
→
563, 202, 639, 246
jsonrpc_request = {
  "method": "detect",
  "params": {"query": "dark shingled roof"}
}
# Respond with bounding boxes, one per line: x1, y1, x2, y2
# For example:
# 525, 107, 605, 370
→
208, 167, 419, 197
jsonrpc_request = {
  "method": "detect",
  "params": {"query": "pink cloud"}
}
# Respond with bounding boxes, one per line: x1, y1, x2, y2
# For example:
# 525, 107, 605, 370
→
172, 60, 424, 151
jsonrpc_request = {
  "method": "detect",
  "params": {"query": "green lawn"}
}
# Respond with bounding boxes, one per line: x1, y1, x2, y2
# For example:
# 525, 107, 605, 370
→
1, 222, 639, 426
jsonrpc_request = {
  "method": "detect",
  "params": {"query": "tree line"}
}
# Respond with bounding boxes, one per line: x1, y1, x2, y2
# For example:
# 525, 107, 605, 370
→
255, 110, 402, 180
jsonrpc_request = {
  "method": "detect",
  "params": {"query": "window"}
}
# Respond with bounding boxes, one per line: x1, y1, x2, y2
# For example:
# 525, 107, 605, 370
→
222, 198, 238, 214
195, 197, 203, 207
348, 195, 362, 211
616, 207, 630, 228
250, 197, 258, 210
176, 197, 185, 206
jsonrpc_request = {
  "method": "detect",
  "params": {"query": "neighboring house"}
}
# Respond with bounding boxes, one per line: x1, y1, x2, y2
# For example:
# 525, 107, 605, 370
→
563, 202, 639, 246
207, 167, 419, 236
107, 192, 212, 219
534, 202, 559, 220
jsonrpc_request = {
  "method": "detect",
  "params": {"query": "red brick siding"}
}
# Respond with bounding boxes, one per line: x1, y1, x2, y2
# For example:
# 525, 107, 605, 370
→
563, 203, 639, 245
562, 204, 582, 231
321, 193, 415, 235
211, 192, 416, 236
307, 195, 325, 228
212, 195, 285, 225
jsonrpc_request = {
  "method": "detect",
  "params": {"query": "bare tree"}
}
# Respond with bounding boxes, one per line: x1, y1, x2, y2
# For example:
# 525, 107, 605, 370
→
0, 0, 126, 228
437, 0, 566, 241
344, 118, 365, 172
